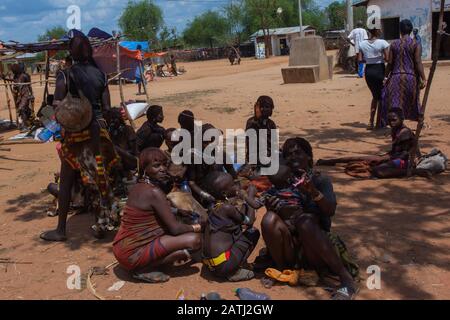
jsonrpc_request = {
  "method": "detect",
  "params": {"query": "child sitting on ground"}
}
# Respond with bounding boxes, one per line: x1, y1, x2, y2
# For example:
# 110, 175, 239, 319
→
202, 172, 260, 282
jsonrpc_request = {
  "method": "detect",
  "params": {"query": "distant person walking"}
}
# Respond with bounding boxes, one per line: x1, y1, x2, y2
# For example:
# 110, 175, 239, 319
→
348, 21, 369, 78
11, 63, 34, 131
135, 44, 145, 95
359, 27, 390, 129
382, 19, 427, 124
413, 28, 422, 47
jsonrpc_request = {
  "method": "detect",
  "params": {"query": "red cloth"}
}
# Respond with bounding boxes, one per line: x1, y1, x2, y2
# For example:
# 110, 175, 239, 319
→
113, 205, 167, 271
249, 176, 272, 196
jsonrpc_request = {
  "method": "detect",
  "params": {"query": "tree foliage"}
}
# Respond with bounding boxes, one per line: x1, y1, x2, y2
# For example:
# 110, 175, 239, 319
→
326, 1, 346, 30
183, 11, 229, 48
119, 0, 164, 43
38, 26, 67, 42
37, 26, 68, 60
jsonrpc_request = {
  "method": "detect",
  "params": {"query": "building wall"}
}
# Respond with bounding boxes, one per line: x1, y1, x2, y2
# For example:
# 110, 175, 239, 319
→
271, 36, 281, 56
368, 0, 432, 59
369, 0, 450, 59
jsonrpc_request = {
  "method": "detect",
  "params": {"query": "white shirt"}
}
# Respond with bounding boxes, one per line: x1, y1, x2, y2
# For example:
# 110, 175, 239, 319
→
359, 39, 390, 64
348, 28, 369, 53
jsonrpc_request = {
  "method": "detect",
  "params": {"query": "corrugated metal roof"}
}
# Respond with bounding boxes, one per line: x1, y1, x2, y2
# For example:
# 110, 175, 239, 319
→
353, 0, 369, 6
250, 26, 315, 38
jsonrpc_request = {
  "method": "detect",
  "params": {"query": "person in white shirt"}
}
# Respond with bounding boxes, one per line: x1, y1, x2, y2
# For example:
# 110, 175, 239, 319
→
358, 28, 390, 130
348, 21, 369, 78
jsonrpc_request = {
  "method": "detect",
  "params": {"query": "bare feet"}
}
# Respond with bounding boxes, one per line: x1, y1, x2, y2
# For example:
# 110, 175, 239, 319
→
40, 230, 67, 242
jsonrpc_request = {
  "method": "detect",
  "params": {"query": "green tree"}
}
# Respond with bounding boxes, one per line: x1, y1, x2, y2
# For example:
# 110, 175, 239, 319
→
118, 0, 163, 43
183, 11, 229, 48
326, 1, 346, 30
244, 0, 279, 56
353, 6, 368, 27
37, 26, 68, 60
223, 0, 247, 45
38, 26, 67, 42
158, 26, 179, 50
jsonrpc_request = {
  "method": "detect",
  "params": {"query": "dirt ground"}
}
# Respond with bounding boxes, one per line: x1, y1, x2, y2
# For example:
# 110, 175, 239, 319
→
0, 55, 449, 300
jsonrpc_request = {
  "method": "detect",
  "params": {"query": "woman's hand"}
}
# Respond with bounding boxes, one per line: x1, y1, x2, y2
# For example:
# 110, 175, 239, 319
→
419, 78, 427, 90
265, 196, 283, 213
298, 176, 318, 197
201, 191, 215, 203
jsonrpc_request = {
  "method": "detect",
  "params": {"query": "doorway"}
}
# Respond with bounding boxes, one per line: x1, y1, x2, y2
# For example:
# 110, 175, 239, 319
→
432, 11, 450, 59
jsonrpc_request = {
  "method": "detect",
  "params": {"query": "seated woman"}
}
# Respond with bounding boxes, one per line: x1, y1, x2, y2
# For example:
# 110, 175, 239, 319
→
316, 109, 430, 179
136, 105, 165, 153
261, 137, 359, 300
164, 128, 188, 184
113, 148, 202, 283
106, 108, 138, 172
202, 172, 260, 282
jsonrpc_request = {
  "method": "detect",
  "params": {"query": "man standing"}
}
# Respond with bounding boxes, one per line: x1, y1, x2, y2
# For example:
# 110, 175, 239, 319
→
348, 21, 369, 78
11, 63, 34, 131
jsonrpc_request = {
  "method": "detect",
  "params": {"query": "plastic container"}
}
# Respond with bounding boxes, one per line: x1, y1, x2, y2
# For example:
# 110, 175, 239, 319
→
235, 288, 271, 301
206, 292, 222, 300
180, 181, 192, 193
38, 128, 54, 142
45, 120, 61, 134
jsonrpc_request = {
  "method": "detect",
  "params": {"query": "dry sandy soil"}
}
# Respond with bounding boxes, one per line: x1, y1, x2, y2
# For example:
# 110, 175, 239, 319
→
0, 55, 449, 300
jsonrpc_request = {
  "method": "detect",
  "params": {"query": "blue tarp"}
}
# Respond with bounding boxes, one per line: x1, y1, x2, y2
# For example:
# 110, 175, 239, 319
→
120, 41, 150, 52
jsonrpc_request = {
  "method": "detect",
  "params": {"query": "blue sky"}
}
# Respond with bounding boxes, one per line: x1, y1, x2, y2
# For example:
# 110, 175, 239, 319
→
0, 0, 336, 43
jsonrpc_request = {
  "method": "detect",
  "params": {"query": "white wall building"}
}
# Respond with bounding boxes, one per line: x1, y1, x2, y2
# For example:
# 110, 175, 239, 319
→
354, 0, 450, 60
250, 26, 316, 58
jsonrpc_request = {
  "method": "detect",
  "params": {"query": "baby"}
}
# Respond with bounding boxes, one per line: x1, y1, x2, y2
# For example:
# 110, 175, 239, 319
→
201, 172, 260, 282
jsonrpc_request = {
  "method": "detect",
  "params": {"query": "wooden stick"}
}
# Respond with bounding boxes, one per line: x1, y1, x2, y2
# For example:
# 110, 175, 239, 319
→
116, 41, 126, 106
139, 60, 150, 104
2, 79, 14, 125
116, 40, 136, 130
7, 80, 19, 126
0, 80, 54, 87
408, 0, 445, 176
43, 51, 50, 105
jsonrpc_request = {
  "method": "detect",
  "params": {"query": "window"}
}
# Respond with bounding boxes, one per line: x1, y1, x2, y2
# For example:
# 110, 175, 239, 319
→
382, 18, 400, 40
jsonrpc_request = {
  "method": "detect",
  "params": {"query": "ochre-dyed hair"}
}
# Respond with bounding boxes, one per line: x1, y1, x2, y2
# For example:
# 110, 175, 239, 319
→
139, 147, 168, 178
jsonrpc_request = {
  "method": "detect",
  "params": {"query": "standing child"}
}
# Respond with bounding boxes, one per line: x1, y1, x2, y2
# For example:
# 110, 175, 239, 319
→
245, 96, 277, 168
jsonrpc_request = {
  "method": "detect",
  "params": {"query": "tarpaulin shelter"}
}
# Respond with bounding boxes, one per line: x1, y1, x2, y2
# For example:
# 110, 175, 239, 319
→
120, 41, 149, 52
93, 42, 142, 81
0, 28, 150, 129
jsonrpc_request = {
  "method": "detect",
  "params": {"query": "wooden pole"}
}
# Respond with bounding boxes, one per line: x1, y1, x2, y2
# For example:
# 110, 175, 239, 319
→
139, 60, 150, 104
43, 51, 50, 104
8, 80, 19, 126
116, 40, 126, 105
408, 0, 445, 176
0, 63, 13, 126
116, 39, 136, 130
3, 79, 14, 126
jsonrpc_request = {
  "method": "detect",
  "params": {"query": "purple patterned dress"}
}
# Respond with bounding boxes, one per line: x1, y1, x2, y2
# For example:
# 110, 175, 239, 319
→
381, 36, 423, 124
